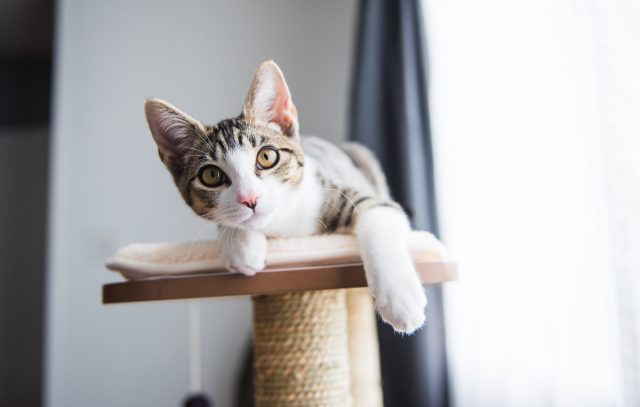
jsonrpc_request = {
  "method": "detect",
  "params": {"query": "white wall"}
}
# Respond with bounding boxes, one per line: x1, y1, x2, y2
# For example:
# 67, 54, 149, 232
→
45, 1, 356, 406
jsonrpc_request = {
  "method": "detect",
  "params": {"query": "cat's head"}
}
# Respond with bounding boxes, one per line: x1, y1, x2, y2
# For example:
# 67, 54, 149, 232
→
145, 60, 304, 230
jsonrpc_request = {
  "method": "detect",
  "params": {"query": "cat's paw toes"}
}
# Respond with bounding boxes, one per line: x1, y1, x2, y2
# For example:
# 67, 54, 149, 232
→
376, 288, 427, 334
223, 233, 267, 277
224, 252, 266, 276
225, 260, 260, 276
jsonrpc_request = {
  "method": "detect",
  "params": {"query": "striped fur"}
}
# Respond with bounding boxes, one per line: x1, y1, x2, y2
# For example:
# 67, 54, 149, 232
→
316, 177, 402, 234
173, 116, 304, 221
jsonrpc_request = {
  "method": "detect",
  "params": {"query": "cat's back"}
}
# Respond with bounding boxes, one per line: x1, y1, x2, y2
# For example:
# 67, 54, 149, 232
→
301, 136, 389, 198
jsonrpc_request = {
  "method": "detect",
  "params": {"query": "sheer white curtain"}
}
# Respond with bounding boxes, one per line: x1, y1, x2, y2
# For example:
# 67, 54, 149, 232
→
423, 1, 640, 405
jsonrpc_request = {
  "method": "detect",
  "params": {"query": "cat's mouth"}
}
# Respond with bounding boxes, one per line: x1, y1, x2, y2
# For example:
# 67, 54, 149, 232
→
237, 208, 273, 229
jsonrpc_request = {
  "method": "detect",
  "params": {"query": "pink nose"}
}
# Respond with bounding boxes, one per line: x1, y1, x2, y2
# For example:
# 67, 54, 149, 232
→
238, 194, 258, 210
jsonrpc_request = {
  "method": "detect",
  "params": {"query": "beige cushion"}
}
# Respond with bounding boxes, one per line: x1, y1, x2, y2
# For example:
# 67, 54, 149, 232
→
106, 231, 447, 281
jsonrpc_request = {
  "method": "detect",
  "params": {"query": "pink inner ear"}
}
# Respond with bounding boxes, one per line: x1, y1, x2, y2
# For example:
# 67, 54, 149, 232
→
244, 61, 299, 137
270, 79, 297, 132
273, 97, 295, 128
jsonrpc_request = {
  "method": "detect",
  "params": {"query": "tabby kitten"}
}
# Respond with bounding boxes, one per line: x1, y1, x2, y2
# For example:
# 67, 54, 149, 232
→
145, 61, 426, 333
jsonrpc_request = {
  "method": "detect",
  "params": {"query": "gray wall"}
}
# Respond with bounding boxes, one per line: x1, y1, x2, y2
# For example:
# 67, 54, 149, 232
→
45, 1, 356, 406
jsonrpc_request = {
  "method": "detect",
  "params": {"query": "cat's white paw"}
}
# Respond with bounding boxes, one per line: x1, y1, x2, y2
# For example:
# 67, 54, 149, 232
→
368, 251, 428, 334
354, 206, 428, 334
221, 230, 267, 276
375, 283, 427, 334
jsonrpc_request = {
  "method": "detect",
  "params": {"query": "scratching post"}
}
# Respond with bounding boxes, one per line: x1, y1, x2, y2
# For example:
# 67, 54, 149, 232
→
346, 288, 383, 407
251, 288, 383, 407
252, 290, 351, 407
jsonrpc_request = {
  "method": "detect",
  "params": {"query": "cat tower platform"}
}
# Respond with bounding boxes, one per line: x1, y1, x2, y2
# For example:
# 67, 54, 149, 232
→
103, 232, 457, 407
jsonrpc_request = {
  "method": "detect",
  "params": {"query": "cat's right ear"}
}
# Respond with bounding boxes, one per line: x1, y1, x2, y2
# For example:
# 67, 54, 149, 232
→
243, 60, 299, 139
144, 98, 204, 175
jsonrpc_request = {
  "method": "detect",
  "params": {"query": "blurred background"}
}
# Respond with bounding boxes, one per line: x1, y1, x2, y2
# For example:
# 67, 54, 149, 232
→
1, 0, 639, 406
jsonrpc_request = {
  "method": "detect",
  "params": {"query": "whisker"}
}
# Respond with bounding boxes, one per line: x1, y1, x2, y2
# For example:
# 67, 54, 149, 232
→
323, 199, 346, 217
185, 221, 216, 260
185, 146, 211, 156
226, 227, 236, 253
313, 217, 328, 231
197, 131, 217, 155
216, 224, 230, 255
185, 145, 210, 153
320, 187, 360, 215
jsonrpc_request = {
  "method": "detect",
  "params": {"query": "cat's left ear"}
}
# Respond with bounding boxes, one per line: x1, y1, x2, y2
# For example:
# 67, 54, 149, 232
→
145, 98, 205, 176
243, 60, 299, 138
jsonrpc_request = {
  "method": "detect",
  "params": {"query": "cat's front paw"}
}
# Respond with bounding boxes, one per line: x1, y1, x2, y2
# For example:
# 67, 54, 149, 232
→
221, 230, 267, 276
375, 285, 427, 334
371, 263, 428, 334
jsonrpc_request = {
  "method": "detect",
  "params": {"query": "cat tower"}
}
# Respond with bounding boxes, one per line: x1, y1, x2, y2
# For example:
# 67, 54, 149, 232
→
103, 232, 456, 406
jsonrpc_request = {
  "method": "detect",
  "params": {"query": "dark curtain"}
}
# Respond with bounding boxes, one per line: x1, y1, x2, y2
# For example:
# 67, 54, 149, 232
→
349, 0, 449, 406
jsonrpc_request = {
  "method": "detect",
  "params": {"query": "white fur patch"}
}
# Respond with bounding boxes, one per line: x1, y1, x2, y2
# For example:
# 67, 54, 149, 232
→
355, 207, 428, 334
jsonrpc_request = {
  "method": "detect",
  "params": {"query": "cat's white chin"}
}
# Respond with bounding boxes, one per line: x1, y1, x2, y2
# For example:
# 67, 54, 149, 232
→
237, 210, 275, 230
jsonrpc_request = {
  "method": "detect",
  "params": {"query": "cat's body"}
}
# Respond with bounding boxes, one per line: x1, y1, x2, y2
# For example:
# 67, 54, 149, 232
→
145, 61, 427, 333
260, 136, 393, 237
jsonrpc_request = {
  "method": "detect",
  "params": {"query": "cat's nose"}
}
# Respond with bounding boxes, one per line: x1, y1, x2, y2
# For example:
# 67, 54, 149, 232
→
238, 194, 258, 211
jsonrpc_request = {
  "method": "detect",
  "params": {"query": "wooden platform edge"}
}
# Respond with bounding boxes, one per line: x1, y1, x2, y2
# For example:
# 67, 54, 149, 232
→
102, 261, 457, 304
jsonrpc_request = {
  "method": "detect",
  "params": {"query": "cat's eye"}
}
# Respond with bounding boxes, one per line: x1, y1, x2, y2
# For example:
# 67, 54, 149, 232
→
256, 147, 279, 170
198, 165, 226, 188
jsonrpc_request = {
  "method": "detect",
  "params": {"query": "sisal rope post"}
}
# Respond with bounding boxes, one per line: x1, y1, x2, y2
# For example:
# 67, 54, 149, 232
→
346, 288, 383, 407
252, 289, 352, 407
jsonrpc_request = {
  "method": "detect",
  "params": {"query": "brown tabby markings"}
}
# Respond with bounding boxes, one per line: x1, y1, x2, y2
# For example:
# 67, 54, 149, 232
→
172, 117, 401, 232
173, 116, 304, 219
316, 177, 402, 234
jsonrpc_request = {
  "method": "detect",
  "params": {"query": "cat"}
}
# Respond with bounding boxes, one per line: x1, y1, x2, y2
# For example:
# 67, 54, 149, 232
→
144, 60, 427, 333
